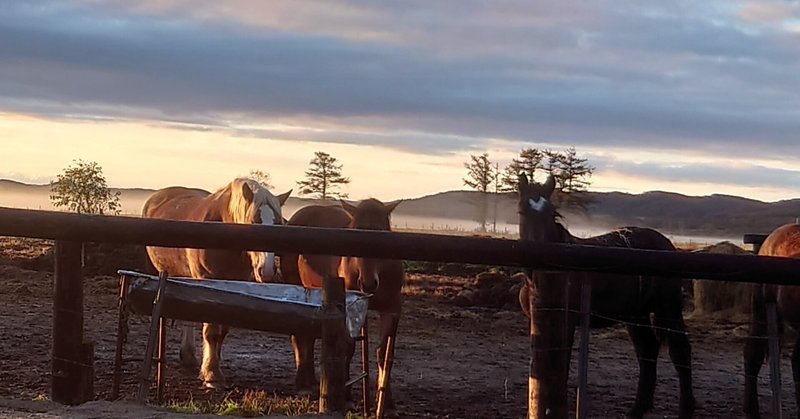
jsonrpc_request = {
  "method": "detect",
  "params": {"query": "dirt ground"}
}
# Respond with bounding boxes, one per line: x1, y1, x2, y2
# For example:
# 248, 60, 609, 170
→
0, 238, 796, 418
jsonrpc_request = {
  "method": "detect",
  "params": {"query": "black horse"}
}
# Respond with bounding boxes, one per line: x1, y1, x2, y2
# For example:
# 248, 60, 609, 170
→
517, 174, 695, 418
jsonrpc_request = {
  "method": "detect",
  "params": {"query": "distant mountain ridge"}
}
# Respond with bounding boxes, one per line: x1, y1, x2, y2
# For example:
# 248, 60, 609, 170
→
1, 179, 797, 238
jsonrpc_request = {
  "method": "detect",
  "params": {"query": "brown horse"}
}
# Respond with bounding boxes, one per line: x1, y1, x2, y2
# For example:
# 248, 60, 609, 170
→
281, 199, 404, 416
142, 178, 291, 389
517, 174, 694, 419
744, 223, 800, 418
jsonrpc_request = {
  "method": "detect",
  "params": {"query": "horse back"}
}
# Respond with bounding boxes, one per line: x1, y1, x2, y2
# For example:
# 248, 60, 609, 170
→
759, 224, 800, 328
142, 186, 215, 221
577, 226, 681, 320
581, 226, 675, 251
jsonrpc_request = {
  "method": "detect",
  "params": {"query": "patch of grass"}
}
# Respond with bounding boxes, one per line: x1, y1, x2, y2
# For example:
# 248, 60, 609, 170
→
31, 393, 48, 402
166, 390, 317, 417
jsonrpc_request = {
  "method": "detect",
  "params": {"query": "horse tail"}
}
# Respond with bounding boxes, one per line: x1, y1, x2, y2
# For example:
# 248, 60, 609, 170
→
651, 275, 688, 345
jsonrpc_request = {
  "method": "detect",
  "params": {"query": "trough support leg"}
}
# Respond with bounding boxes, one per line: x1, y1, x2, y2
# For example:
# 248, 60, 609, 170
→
767, 302, 782, 419
111, 274, 130, 400
576, 280, 591, 419
156, 317, 167, 403
319, 275, 347, 414
361, 318, 371, 418
52, 240, 93, 405
376, 317, 399, 419
137, 271, 169, 404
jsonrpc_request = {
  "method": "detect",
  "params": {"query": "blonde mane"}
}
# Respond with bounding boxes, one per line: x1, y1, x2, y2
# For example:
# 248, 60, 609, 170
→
218, 178, 281, 224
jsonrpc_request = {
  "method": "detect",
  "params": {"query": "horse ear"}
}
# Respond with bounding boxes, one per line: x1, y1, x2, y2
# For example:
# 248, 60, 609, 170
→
518, 173, 529, 195
543, 175, 556, 196
277, 189, 292, 206
241, 182, 255, 202
384, 200, 402, 214
340, 199, 358, 217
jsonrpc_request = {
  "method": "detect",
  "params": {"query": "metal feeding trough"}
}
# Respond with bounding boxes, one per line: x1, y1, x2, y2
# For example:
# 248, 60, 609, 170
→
117, 270, 370, 338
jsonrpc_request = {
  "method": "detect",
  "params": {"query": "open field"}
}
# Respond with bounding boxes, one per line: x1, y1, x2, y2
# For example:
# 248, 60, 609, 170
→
0, 237, 795, 418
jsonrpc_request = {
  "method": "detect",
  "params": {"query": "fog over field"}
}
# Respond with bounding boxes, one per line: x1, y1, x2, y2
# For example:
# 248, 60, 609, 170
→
0, 186, 739, 246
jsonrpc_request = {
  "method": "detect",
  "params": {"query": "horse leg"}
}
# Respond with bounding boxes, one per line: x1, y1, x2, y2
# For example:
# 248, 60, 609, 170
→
626, 322, 659, 418
744, 286, 768, 419
376, 311, 400, 418
199, 322, 226, 389
791, 332, 800, 417
291, 333, 317, 396
180, 322, 199, 370
655, 311, 695, 418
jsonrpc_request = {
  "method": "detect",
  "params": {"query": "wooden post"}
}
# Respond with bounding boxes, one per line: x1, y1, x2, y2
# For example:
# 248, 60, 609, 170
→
137, 271, 169, 403
576, 280, 591, 419
319, 275, 347, 414
361, 319, 371, 418
767, 302, 782, 419
52, 240, 93, 404
156, 317, 167, 403
376, 328, 398, 419
111, 274, 130, 400
529, 273, 570, 419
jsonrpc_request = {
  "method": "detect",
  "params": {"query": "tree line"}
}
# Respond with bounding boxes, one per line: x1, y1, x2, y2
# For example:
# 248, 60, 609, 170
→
48, 147, 594, 228
462, 147, 594, 232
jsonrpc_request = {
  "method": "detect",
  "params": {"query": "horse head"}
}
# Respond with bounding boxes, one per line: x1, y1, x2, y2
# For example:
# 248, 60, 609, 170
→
340, 198, 401, 294
517, 173, 561, 244
230, 178, 291, 282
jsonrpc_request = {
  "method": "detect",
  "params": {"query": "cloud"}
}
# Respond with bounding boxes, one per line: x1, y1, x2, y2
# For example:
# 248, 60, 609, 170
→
594, 155, 800, 190
2, 0, 800, 167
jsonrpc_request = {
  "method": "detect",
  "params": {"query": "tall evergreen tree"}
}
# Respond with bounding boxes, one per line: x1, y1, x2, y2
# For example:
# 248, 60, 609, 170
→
296, 151, 350, 200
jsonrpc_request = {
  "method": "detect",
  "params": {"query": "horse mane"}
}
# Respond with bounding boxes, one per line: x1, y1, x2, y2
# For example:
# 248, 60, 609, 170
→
216, 178, 276, 224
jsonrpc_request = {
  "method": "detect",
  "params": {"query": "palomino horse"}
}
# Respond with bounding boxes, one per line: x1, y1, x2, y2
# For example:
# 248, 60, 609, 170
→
517, 174, 694, 419
744, 223, 800, 418
142, 178, 291, 389
281, 199, 404, 416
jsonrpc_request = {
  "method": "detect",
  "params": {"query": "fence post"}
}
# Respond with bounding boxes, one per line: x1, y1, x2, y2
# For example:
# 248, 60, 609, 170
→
576, 280, 592, 419
319, 275, 347, 414
529, 273, 570, 419
52, 240, 93, 404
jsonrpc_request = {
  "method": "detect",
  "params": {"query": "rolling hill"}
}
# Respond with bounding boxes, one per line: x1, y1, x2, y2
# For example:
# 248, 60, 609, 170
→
2, 179, 797, 239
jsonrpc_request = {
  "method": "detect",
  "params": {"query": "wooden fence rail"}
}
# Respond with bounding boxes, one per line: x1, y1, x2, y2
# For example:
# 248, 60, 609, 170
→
0, 207, 797, 284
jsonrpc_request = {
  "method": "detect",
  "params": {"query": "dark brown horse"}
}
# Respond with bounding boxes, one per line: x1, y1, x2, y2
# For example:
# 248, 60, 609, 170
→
142, 178, 291, 389
517, 174, 694, 418
744, 223, 800, 418
281, 199, 404, 416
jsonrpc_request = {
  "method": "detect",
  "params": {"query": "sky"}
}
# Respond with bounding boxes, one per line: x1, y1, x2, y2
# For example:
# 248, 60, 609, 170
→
2, 1, 800, 202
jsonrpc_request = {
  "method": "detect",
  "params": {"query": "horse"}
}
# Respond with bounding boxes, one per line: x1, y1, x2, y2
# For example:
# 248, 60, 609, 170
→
281, 199, 405, 416
142, 177, 291, 389
743, 223, 800, 418
517, 174, 695, 419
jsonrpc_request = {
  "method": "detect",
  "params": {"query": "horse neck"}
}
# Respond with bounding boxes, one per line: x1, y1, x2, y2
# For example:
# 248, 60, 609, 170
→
209, 186, 239, 223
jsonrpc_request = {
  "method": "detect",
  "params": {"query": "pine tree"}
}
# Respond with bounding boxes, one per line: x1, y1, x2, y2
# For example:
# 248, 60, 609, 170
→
296, 151, 350, 200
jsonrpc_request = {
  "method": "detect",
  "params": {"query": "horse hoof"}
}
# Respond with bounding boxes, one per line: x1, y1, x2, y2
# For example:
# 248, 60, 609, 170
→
626, 407, 647, 419
202, 380, 225, 390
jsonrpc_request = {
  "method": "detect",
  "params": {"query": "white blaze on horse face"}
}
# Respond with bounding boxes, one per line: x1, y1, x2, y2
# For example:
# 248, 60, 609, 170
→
251, 203, 277, 282
529, 197, 548, 212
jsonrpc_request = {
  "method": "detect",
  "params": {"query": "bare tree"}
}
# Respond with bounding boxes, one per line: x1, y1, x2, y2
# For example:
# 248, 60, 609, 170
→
248, 169, 273, 189
297, 151, 350, 200
463, 153, 497, 232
